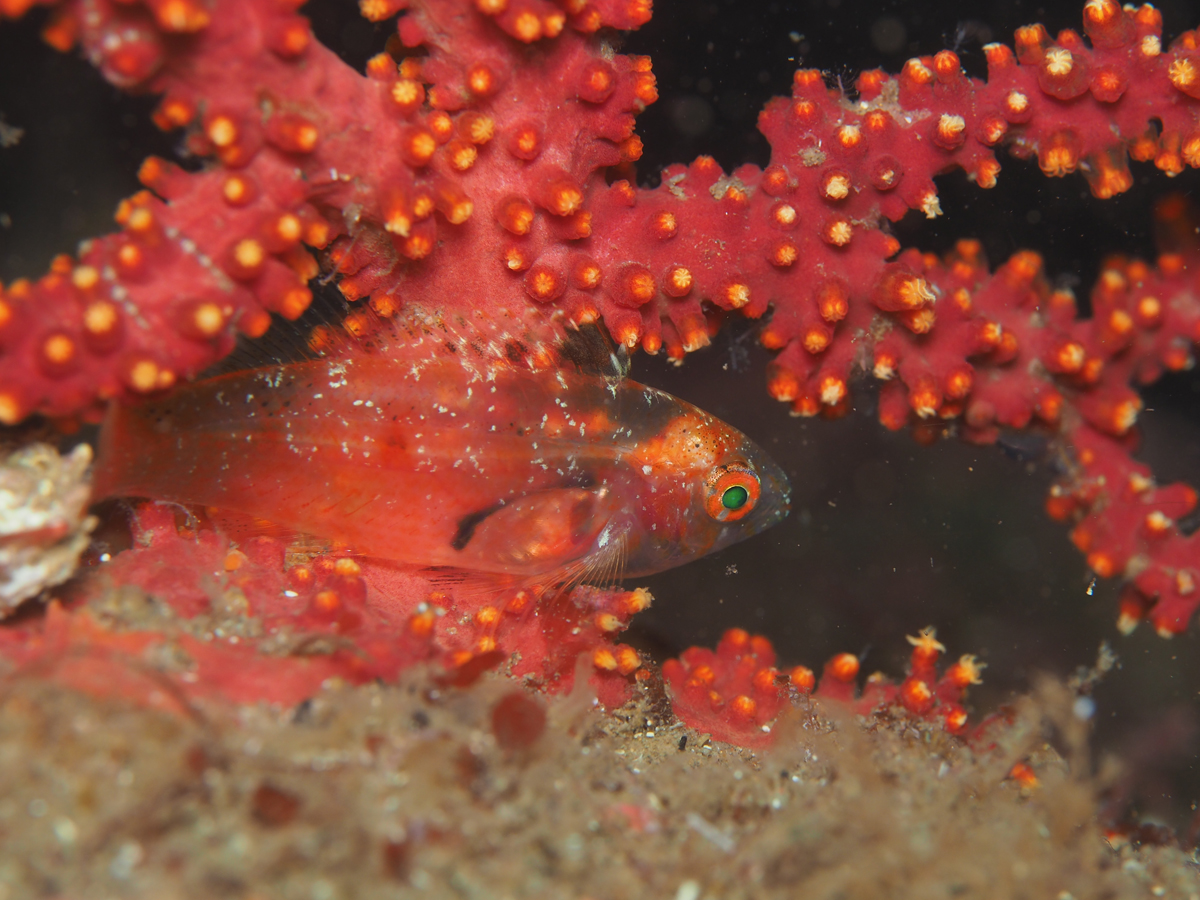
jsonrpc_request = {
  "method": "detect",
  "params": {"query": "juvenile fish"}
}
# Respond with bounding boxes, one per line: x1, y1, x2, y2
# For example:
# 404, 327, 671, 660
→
92, 353, 790, 583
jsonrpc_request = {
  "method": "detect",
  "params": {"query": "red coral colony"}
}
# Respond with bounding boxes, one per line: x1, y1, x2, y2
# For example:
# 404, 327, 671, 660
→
0, 0, 1198, 764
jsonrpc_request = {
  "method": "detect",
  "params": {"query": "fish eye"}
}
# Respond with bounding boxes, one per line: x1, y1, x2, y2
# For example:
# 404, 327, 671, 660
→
722, 485, 748, 510
704, 464, 761, 522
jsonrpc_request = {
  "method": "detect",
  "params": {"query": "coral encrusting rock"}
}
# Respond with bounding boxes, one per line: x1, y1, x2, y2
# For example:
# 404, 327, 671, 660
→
0, 502, 649, 713
0, 664, 1194, 898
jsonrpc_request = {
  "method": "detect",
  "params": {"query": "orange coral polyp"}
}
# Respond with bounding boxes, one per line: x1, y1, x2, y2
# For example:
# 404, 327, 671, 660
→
722, 282, 750, 309
542, 180, 583, 216
38, 332, 79, 376
802, 326, 831, 355
524, 265, 565, 303
770, 202, 798, 228
465, 64, 497, 97
769, 240, 798, 267
822, 217, 852, 246
615, 265, 656, 308
390, 79, 425, 113
402, 129, 437, 166
650, 210, 677, 239
827, 653, 859, 683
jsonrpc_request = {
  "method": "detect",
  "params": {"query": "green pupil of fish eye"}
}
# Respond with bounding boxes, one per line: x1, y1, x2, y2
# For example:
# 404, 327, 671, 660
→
721, 485, 749, 510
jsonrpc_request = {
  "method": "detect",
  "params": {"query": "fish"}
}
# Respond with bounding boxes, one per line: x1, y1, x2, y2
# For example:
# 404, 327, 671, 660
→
91, 319, 790, 586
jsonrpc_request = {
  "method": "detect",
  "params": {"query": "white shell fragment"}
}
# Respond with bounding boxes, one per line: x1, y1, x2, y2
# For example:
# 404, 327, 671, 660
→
0, 443, 97, 614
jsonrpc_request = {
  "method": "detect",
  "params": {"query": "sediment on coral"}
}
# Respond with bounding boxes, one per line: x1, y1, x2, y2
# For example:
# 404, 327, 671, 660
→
0, 662, 1194, 899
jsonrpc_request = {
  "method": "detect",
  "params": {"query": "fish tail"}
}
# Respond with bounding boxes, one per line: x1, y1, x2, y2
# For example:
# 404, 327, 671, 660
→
91, 401, 157, 501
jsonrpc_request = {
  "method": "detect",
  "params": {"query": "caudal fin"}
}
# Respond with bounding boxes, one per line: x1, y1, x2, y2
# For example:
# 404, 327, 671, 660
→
90, 401, 157, 501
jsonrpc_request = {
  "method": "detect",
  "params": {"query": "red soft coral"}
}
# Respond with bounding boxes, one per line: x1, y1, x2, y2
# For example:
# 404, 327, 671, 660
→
0, 503, 648, 711
663, 626, 985, 749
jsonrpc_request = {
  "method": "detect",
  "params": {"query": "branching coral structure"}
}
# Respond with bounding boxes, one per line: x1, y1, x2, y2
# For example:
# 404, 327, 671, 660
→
662, 625, 985, 748
0, 0, 1198, 640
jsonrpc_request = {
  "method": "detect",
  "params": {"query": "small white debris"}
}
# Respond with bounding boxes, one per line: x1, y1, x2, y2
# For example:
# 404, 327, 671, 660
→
1072, 696, 1096, 721
686, 812, 735, 852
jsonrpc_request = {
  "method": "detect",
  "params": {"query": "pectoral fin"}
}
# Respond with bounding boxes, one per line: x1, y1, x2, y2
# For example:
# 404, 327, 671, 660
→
451, 487, 617, 577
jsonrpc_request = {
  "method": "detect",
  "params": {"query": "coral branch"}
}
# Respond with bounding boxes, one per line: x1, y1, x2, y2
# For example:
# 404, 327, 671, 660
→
0, 0, 653, 421
663, 626, 983, 748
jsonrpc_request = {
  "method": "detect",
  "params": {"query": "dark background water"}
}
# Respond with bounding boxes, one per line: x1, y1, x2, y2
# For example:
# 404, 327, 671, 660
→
2, 0, 1199, 827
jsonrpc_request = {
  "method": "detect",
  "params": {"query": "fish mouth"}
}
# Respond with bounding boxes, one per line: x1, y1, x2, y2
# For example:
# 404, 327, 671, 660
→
762, 462, 792, 522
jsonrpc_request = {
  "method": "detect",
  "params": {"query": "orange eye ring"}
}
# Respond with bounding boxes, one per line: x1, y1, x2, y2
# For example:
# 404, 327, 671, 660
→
704, 464, 761, 522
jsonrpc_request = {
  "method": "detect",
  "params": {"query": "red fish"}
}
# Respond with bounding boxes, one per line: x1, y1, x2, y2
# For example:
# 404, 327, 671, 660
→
92, 328, 790, 585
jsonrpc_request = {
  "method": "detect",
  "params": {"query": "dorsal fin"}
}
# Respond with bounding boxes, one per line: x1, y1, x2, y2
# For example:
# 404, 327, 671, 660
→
556, 320, 630, 380
203, 278, 629, 382
200, 278, 351, 378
